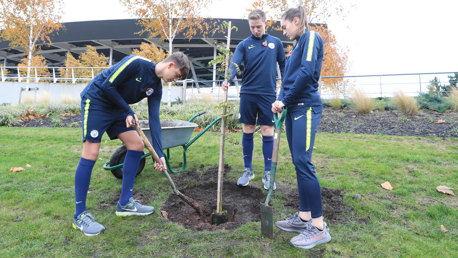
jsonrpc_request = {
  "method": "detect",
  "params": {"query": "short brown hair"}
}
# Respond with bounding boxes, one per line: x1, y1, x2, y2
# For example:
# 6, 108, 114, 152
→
163, 52, 189, 80
248, 9, 266, 22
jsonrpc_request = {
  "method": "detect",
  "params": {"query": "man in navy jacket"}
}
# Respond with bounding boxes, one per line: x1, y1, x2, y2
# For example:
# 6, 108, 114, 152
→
73, 52, 189, 236
223, 9, 285, 189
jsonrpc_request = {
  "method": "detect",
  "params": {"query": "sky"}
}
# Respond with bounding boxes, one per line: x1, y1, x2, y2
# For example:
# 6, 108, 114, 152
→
61, 0, 458, 76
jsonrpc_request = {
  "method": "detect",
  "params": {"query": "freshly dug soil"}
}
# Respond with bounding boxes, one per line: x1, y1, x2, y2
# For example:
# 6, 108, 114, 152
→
13, 107, 458, 138
161, 166, 353, 231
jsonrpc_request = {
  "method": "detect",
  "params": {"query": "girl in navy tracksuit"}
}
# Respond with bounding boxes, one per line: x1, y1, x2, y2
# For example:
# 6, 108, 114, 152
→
272, 7, 331, 249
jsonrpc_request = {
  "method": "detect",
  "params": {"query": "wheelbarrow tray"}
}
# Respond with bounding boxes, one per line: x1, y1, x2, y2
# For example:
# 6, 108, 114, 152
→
139, 120, 198, 149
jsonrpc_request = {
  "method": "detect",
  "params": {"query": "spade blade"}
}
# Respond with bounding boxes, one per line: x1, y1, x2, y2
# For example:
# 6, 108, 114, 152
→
261, 202, 274, 238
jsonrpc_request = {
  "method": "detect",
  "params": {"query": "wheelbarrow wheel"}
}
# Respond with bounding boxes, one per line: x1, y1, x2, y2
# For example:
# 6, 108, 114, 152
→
109, 145, 146, 179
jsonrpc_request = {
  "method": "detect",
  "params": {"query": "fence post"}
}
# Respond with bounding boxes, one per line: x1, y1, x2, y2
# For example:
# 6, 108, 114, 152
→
17, 67, 21, 82
71, 68, 75, 84
34, 67, 39, 82
1, 67, 4, 82
91, 68, 94, 78
379, 76, 383, 98
182, 80, 187, 104
52, 68, 57, 83
418, 74, 422, 94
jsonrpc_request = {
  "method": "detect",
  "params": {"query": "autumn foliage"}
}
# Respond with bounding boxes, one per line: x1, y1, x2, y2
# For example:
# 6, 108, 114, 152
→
59, 46, 109, 83
132, 42, 168, 63
18, 55, 50, 81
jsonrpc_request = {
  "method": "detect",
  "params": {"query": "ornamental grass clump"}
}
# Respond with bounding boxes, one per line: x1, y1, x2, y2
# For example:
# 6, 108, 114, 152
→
446, 87, 458, 111
350, 89, 373, 114
393, 91, 418, 116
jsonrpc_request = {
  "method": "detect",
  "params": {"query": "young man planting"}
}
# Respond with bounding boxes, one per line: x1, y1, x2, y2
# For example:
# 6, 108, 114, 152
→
222, 9, 286, 189
72, 52, 189, 236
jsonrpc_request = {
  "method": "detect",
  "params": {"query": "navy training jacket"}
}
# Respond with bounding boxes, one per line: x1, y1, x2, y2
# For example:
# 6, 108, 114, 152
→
278, 30, 324, 110
80, 55, 164, 158
229, 33, 286, 96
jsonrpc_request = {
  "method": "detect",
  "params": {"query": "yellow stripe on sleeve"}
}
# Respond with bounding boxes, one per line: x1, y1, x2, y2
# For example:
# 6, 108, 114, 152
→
108, 56, 150, 83
306, 31, 315, 62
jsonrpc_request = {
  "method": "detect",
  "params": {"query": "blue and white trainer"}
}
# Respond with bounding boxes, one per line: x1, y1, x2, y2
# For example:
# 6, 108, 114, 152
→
237, 168, 255, 186
115, 198, 155, 216
72, 211, 105, 236
262, 171, 277, 190
290, 222, 332, 249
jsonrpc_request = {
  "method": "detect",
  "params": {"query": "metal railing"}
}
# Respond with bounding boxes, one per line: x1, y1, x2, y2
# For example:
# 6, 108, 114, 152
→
1, 66, 456, 99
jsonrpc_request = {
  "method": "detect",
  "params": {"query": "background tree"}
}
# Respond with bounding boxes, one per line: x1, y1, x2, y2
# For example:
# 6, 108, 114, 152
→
0, 0, 64, 83
248, 0, 350, 88
18, 55, 50, 82
120, 0, 213, 105
59, 46, 109, 83
132, 42, 168, 63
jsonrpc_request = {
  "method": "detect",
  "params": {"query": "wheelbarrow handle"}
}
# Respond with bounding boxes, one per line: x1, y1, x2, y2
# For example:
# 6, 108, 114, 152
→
273, 109, 287, 130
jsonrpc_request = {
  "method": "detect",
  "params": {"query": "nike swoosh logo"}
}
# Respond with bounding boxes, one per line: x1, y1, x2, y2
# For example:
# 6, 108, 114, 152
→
76, 201, 82, 204
136, 77, 142, 82
311, 232, 326, 241
294, 115, 304, 120
124, 207, 137, 212
248, 45, 256, 49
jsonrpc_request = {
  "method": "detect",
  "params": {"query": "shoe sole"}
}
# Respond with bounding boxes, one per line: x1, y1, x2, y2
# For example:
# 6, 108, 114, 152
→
72, 223, 103, 236
275, 224, 308, 233
237, 174, 255, 187
262, 178, 276, 190
291, 234, 332, 249
115, 210, 155, 216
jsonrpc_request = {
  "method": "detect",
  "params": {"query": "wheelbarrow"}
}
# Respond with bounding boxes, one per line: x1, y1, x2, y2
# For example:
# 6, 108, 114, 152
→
103, 111, 226, 178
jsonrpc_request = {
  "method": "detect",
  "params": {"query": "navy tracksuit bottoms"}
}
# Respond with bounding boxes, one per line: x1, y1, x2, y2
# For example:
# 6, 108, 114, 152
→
285, 105, 323, 218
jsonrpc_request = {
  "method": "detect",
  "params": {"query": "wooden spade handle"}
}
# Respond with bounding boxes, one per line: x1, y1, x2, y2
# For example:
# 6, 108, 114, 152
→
134, 124, 161, 164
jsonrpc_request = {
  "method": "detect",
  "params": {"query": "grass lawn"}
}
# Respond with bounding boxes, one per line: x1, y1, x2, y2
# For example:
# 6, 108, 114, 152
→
0, 127, 457, 257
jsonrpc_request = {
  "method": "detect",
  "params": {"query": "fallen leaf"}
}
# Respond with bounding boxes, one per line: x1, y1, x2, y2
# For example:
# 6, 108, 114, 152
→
10, 167, 25, 172
87, 190, 92, 194
436, 185, 455, 196
381, 181, 393, 190
162, 236, 169, 240
264, 243, 271, 247
161, 210, 169, 220
26, 164, 32, 168
436, 119, 446, 124
440, 225, 448, 233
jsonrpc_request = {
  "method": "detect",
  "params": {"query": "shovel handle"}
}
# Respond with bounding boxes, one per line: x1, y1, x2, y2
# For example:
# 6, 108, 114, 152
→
133, 123, 161, 165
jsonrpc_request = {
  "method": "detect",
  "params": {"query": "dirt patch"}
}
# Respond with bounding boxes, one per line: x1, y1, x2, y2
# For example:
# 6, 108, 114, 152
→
319, 107, 458, 138
161, 166, 355, 231
282, 187, 355, 225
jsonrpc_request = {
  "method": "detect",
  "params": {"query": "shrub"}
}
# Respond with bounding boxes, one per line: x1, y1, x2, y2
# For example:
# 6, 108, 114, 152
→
416, 93, 451, 113
392, 91, 418, 116
329, 97, 342, 110
446, 87, 458, 111
350, 89, 373, 114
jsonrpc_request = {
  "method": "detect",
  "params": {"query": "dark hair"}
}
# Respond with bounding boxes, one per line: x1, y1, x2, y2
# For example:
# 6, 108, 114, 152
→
163, 52, 189, 80
248, 9, 266, 22
281, 6, 308, 32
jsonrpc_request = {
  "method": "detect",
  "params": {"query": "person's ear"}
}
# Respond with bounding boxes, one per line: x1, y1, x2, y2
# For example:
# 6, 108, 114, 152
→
167, 62, 175, 69
293, 17, 300, 26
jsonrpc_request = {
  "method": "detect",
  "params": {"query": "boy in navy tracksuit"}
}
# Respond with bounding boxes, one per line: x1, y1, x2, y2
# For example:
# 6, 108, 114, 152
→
223, 9, 285, 189
72, 52, 189, 236
272, 7, 331, 249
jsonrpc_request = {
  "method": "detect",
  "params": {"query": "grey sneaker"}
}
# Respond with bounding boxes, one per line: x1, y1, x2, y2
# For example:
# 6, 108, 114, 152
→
262, 171, 276, 190
72, 211, 105, 236
275, 212, 312, 233
237, 168, 254, 186
116, 198, 155, 216
290, 222, 331, 249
